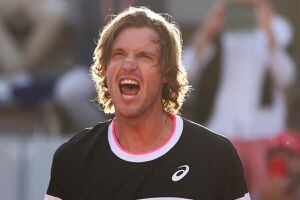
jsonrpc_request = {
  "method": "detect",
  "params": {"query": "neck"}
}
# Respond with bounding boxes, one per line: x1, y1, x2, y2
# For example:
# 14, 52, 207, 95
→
114, 111, 172, 153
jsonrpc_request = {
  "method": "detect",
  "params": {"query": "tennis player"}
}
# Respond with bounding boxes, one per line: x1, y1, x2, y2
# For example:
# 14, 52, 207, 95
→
45, 6, 251, 200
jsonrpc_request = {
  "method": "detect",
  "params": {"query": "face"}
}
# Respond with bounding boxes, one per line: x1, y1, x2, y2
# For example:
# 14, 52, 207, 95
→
106, 27, 167, 118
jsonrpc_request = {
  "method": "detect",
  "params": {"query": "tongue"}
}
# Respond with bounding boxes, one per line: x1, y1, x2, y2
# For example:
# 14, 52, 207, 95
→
120, 85, 139, 95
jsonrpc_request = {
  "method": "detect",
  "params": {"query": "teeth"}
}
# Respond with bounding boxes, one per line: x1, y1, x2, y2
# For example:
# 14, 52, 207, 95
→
120, 79, 138, 85
122, 94, 136, 100
119, 78, 140, 101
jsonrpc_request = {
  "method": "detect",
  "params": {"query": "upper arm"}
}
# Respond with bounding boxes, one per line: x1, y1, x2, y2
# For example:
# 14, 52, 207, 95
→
218, 140, 249, 200
46, 149, 65, 199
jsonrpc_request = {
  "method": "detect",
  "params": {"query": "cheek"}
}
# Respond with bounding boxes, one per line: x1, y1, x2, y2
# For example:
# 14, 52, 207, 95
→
105, 66, 116, 89
145, 70, 163, 90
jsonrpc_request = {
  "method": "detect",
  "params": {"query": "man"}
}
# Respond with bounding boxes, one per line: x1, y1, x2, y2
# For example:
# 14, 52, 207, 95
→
45, 7, 250, 200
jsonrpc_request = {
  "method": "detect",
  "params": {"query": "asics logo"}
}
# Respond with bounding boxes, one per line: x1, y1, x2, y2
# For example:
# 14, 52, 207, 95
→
172, 165, 189, 182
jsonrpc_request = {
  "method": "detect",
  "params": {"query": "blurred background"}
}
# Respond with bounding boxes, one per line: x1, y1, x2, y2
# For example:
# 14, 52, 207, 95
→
0, 0, 299, 199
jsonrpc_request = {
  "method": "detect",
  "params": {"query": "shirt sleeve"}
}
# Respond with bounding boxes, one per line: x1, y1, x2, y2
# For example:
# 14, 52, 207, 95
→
45, 149, 65, 200
236, 193, 251, 200
219, 141, 250, 200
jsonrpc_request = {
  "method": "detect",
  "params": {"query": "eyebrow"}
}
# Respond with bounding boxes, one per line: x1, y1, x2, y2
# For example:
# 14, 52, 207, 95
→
111, 48, 125, 53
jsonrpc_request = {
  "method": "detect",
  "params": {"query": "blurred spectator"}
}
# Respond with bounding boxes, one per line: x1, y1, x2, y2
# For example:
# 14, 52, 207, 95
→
0, 0, 70, 77
0, 0, 71, 104
183, 0, 296, 195
259, 130, 300, 200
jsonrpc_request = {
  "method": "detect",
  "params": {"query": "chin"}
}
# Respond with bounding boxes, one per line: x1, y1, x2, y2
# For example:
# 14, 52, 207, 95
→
115, 106, 143, 119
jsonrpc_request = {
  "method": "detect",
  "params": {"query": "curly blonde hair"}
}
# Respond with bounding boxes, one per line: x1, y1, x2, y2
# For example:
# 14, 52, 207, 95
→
91, 7, 190, 114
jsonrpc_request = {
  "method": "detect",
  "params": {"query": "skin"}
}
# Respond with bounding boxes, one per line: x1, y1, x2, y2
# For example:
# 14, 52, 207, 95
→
106, 27, 172, 152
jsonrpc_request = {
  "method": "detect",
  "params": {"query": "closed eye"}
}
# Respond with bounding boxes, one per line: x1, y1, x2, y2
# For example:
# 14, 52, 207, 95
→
137, 52, 155, 60
111, 49, 126, 57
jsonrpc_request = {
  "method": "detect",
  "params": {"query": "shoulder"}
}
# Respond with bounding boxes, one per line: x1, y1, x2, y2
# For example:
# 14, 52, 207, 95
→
53, 120, 111, 164
46, 120, 112, 198
180, 117, 241, 168
181, 118, 248, 199
181, 117, 235, 153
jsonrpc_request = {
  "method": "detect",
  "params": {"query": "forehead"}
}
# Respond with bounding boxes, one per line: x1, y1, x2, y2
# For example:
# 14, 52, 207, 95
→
112, 27, 160, 52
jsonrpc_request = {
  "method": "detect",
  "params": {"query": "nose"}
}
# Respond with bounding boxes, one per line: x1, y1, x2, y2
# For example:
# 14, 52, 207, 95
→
122, 56, 138, 72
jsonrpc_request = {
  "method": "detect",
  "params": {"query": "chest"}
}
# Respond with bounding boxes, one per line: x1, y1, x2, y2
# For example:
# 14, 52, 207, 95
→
67, 150, 220, 200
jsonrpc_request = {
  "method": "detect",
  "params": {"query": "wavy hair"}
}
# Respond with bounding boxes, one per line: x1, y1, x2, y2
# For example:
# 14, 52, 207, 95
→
91, 7, 190, 114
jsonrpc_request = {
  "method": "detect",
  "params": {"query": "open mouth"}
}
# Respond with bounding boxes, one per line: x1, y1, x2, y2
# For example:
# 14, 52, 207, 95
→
119, 79, 140, 100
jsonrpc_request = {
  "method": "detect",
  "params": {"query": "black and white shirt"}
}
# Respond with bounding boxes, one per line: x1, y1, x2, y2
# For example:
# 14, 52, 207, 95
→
45, 115, 250, 200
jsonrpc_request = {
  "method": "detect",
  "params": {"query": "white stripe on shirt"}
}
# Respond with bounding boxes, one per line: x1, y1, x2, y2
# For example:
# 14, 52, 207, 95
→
44, 194, 62, 200
236, 193, 252, 200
